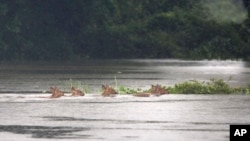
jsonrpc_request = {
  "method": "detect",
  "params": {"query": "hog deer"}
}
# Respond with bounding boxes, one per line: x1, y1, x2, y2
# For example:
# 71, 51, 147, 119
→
50, 87, 64, 98
71, 87, 85, 96
102, 85, 117, 97
133, 93, 151, 97
151, 84, 168, 96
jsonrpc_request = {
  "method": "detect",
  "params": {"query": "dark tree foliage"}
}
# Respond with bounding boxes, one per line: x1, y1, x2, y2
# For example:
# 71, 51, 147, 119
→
0, 0, 249, 61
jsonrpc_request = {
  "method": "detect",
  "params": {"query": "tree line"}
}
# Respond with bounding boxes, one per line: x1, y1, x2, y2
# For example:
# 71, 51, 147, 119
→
0, 0, 249, 61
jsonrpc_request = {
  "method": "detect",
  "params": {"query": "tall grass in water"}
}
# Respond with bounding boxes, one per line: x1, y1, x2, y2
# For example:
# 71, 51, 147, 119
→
66, 79, 90, 93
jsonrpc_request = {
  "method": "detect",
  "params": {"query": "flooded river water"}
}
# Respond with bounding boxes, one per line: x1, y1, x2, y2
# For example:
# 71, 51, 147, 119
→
0, 59, 250, 141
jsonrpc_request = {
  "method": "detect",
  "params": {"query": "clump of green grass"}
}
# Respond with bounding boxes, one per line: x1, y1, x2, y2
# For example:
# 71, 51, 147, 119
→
232, 85, 250, 95
167, 78, 250, 94
168, 78, 234, 94
246, 86, 250, 94
118, 86, 142, 94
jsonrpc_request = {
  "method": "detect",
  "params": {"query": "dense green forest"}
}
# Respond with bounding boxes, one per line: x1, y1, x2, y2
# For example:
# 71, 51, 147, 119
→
0, 0, 249, 61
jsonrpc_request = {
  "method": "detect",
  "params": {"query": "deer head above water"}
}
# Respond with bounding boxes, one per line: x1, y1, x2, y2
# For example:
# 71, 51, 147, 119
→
102, 85, 117, 97
50, 87, 64, 98
71, 87, 85, 96
151, 84, 168, 96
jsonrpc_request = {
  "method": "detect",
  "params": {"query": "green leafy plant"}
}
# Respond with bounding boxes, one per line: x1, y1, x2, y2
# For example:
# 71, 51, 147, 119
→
66, 78, 249, 95
232, 85, 250, 95
118, 86, 141, 94
168, 78, 234, 94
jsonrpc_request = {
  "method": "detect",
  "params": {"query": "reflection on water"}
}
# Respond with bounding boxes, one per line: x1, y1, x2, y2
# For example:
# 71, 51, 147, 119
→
0, 125, 89, 139
0, 59, 249, 93
0, 94, 250, 141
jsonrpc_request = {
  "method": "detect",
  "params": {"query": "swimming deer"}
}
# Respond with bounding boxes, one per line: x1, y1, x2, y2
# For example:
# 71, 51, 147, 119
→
133, 93, 151, 97
71, 87, 85, 96
102, 85, 117, 97
151, 84, 168, 96
50, 87, 64, 98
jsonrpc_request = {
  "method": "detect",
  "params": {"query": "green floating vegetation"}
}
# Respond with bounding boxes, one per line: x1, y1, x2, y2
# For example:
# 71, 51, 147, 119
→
167, 78, 250, 95
66, 78, 250, 95
118, 86, 143, 95
117, 78, 250, 95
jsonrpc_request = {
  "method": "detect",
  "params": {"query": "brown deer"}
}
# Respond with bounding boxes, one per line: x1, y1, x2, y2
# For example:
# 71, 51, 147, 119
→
102, 85, 117, 97
150, 84, 168, 96
133, 85, 168, 97
133, 93, 151, 97
50, 87, 64, 98
71, 87, 85, 96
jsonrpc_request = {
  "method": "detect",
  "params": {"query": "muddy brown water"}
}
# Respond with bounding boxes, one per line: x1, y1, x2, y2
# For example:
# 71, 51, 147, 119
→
0, 59, 250, 141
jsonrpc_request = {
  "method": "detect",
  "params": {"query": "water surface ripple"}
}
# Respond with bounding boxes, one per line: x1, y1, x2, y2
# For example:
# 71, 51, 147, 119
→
0, 59, 250, 141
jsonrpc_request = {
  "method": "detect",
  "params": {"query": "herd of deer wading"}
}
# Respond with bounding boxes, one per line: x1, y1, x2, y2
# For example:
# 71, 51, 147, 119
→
49, 84, 168, 98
